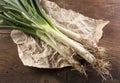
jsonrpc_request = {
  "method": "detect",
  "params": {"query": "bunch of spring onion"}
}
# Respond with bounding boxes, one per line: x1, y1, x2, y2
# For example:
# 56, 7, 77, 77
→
0, 0, 110, 79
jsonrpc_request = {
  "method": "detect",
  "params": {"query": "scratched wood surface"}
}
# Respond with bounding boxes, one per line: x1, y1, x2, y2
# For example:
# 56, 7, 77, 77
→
0, 0, 120, 83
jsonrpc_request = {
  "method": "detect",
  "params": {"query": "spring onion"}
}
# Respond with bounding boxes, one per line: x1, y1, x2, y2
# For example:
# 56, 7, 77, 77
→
0, 0, 110, 78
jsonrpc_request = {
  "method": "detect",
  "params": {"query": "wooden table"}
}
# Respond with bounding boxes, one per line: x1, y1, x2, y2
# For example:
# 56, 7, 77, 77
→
0, 0, 120, 83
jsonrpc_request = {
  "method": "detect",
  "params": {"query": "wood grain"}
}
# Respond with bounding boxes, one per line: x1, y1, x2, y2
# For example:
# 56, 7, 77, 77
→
0, 30, 11, 34
0, 0, 120, 83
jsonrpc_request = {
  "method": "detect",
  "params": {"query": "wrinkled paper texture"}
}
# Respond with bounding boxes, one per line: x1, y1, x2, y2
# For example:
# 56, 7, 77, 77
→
11, 0, 109, 68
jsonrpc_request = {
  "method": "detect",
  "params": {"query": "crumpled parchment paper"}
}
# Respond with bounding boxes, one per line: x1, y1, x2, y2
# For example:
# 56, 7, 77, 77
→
11, 0, 109, 68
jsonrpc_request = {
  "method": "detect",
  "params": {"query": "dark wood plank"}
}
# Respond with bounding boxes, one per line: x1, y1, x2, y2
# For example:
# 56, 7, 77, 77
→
0, 0, 120, 83
52, 0, 120, 4
0, 30, 11, 34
